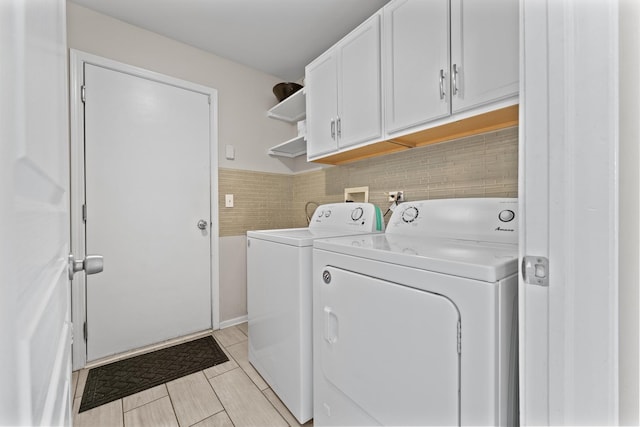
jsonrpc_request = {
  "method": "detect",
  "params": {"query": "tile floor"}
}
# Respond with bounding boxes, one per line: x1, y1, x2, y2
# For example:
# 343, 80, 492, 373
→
72, 323, 310, 427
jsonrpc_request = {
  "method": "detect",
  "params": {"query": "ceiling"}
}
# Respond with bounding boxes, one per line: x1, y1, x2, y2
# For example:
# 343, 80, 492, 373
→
70, 0, 391, 81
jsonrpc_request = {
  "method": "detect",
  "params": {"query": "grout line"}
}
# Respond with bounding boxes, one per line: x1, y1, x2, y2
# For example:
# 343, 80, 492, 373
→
261, 388, 295, 427
122, 385, 168, 413
164, 383, 181, 427
202, 372, 234, 427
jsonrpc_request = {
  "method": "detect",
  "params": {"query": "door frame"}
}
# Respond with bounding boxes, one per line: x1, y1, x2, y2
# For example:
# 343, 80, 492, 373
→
518, 0, 619, 424
69, 49, 220, 370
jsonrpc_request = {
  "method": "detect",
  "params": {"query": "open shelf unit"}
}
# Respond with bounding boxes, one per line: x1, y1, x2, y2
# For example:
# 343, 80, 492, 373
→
267, 89, 307, 157
267, 89, 306, 123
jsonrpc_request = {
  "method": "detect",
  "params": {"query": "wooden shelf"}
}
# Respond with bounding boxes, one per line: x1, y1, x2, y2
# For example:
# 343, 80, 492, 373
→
268, 135, 306, 158
267, 89, 306, 123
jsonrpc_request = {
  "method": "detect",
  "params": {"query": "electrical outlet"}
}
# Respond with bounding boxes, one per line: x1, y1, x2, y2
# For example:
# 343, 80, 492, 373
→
388, 191, 404, 202
225, 194, 234, 208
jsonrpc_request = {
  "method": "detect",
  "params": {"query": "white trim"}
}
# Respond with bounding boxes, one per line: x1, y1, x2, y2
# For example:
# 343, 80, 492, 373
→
219, 315, 248, 330
69, 49, 220, 370
519, 0, 619, 424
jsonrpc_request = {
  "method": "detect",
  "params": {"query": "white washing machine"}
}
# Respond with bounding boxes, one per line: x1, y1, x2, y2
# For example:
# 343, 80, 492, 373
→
247, 203, 383, 424
313, 198, 519, 426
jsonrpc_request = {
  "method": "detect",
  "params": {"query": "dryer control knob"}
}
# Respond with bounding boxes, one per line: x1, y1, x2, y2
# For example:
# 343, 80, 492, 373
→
401, 206, 419, 223
498, 209, 515, 222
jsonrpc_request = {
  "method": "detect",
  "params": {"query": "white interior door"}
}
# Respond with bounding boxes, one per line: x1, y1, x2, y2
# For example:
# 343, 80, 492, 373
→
0, 0, 72, 425
83, 63, 213, 361
519, 0, 619, 424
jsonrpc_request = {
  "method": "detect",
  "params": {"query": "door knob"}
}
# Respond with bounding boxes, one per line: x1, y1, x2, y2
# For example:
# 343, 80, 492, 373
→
197, 219, 208, 230
68, 254, 104, 280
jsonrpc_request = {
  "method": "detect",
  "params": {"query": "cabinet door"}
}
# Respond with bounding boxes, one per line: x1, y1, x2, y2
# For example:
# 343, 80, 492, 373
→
450, 0, 519, 113
306, 50, 338, 159
384, 0, 450, 135
338, 13, 382, 149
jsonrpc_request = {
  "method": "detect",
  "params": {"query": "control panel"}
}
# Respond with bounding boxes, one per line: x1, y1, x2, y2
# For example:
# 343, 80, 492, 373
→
310, 203, 383, 232
387, 198, 518, 244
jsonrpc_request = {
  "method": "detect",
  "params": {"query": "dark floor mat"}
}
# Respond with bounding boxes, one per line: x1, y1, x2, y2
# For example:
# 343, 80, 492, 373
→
79, 335, 228, 412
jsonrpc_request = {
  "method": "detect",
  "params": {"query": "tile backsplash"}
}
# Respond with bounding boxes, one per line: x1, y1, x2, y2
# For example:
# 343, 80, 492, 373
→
219, 127, 518, 236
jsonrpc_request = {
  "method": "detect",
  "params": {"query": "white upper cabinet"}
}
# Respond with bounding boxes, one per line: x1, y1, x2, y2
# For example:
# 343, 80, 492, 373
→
306, 49, 339, 158
450, 0, 519, 113
338, 13, 383, 150
306, 13, 382, 160
305, 0, 519, 164
384, 0, 450, 134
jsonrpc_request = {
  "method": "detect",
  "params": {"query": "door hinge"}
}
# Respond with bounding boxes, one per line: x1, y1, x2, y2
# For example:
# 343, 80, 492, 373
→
457, 320, 461, 354
83, 321, 88, 341
82, 203, 87, 222
81, 85, 86, 103
207, 95, 211, 105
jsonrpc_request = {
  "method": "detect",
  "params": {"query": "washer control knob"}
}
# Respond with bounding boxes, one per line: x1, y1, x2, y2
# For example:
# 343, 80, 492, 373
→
351, 207, 364, 221
498, 209, 515, 222
322, 270, 332, 284
325, 210, 332, 218
401, 206, 419, 223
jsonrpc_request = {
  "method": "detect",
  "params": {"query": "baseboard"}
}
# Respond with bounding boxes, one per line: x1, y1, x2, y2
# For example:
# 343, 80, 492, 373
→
219, 315, 248, 329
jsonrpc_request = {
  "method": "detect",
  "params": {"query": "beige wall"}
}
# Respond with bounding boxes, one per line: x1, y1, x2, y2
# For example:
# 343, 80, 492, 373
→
66, 2, 305, 326
66, 3, 519, 328
220, 126, 518, 237
66, 2, 297, 175
218, 127, 517, 320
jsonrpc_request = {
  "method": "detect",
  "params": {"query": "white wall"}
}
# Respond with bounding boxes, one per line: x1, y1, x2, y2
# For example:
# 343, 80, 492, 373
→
67, 1, 299, 175
619, 0, 640, 424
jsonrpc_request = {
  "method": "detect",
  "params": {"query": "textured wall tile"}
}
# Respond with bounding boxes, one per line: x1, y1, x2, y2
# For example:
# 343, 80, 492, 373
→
218, 127, 519, 235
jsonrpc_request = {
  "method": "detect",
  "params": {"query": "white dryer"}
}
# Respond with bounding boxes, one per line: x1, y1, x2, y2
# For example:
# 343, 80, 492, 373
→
247, 203, 383, 424
313, 198, 519, 426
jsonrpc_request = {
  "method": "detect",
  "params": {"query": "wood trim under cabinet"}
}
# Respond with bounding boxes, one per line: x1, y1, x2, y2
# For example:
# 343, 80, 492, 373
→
310, 140, 411, 165
390, 104, 519, 148
308, 105, 518, 165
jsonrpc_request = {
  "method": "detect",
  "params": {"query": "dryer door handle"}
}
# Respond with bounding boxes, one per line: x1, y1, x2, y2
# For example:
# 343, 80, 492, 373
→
324, 306, 338, 344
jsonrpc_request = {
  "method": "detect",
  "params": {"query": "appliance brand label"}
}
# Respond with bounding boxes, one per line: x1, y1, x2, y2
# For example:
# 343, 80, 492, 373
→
495, 227, 515, 232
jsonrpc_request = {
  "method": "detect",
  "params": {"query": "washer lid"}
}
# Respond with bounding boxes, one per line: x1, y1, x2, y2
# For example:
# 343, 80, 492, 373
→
314, 234, 518, 282
247, 228, 379, 247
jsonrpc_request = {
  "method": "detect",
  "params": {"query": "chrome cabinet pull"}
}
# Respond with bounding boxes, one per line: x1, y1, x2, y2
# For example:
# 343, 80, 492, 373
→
452, 63, 459, 95
330, 119, 335, 140
336, 117, 341, 138
439, 69, 446, 100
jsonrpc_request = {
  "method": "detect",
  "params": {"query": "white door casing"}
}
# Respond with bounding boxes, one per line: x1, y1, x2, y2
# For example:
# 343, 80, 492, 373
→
519, 0, 619, 425
70, 50, 220, 368
0, 0, 72, 425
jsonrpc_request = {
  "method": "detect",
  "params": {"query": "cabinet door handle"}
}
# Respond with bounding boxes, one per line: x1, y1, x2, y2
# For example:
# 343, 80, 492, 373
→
439, 69, 446, 100
330, 119, 335, 140
336, 117, 341, 139
452, 63, 459, 95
